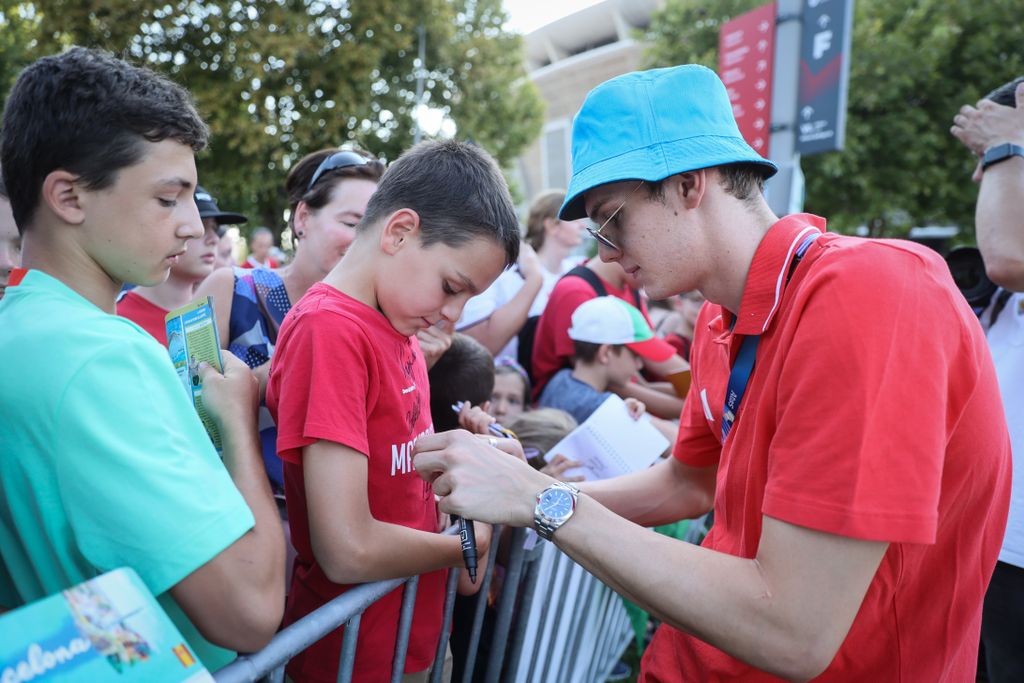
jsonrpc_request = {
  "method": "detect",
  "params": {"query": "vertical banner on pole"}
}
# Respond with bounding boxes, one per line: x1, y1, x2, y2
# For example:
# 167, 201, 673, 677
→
718, 2, 777, 159
796, 0, 855, 155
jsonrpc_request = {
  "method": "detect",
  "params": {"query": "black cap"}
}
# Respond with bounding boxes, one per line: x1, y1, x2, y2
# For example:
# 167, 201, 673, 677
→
195, 186, 248, 228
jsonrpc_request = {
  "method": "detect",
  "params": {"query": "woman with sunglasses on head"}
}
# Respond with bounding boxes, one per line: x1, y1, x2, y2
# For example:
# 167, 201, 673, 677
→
198, 148, 385, 497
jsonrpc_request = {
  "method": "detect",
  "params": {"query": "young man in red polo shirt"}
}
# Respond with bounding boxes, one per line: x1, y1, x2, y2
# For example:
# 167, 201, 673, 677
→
413, 64, 1011, 681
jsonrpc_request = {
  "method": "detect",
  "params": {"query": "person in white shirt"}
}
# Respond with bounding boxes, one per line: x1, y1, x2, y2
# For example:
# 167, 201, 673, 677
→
458, 189, 588, 360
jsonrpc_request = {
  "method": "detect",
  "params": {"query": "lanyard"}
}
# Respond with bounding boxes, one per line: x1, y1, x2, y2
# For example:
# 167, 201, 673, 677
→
721, 232, 820, 442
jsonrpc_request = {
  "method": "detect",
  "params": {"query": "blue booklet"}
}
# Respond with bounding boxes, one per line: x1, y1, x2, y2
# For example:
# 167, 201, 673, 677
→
0, 568, 213, 682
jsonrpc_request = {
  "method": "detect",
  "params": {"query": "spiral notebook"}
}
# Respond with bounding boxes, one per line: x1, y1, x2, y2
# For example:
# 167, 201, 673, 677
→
543, 395, 670, 481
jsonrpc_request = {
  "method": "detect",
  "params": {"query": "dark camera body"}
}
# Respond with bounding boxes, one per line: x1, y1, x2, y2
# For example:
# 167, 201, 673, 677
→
946, 246, 997, 311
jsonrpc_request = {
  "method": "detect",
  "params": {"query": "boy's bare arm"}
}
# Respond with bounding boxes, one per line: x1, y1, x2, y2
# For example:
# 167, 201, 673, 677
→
951, 83, 1024, 290
461, 244, 544, 355
170, 353, 286, 653
611, 380, 685, 420
304, 439, 484, 584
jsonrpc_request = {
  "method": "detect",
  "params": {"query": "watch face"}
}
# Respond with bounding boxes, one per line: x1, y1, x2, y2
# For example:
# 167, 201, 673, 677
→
539, 488, 574, 519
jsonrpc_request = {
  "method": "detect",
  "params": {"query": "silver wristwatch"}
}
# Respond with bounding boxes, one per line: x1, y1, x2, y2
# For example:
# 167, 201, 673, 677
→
534, 482, 580, 540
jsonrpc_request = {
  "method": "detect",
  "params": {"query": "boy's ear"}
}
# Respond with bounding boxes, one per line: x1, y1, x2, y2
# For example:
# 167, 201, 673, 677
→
596, 343, 614, 365
672, 169, 708, 210
41, 170, 86, 225
379, 208, 421, 255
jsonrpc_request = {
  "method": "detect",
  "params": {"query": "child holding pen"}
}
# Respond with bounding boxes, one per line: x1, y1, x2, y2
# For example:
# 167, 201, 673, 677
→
266, 140, 521, 683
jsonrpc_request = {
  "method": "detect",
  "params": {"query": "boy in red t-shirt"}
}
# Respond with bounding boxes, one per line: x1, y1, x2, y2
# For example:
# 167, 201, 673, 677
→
266, 139, 521, 683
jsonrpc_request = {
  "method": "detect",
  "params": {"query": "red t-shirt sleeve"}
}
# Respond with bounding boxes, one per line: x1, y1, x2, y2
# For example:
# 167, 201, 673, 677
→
763, 246, 960, 544
271, 309, 376, 463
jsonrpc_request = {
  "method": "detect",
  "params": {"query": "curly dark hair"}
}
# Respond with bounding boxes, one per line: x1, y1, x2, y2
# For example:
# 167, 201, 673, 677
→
0, 47, 208, 233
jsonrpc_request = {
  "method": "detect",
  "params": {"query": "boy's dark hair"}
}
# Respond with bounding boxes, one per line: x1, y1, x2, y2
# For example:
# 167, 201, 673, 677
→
361, 139, 520, 266
429, 333, 495, 432
572, 340, 626, 364
285, 147, 385, 229
645, 161, 770, 206
0, 47, 209, 233
986, 76, 1024, 107
0, 170, 6, 199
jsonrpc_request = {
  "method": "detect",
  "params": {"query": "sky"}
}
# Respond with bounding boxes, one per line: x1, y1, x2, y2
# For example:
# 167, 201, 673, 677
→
502, 0, 606, 34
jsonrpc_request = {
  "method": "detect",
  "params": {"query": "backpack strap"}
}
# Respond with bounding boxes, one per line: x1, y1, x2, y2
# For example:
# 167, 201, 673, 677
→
563, 265, 608, 298
987, 288, 1013, 329
563, 264, 644, 310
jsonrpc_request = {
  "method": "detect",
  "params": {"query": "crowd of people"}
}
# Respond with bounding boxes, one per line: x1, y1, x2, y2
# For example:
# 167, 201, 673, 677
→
0, 43, 1020, 683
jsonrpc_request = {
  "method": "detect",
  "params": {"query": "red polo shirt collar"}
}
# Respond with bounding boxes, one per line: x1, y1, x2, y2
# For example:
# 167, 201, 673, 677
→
711, 214, 826, 340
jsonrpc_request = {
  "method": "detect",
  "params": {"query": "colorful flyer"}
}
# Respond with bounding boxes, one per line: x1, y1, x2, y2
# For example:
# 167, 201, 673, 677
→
165, 297, 225, 450
0, 568, 213, 683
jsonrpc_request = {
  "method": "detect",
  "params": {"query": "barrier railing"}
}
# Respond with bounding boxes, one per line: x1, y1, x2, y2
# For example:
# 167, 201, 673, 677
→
213, 525, 632, 683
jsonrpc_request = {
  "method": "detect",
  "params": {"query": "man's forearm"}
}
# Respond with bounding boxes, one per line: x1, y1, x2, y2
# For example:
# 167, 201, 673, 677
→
977, 157, 1024, 291
581, 457, 714, 527
552, 497, 883, 682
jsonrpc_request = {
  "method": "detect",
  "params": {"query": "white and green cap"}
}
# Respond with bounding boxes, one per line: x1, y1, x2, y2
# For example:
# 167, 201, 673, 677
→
567, 296, 675, 362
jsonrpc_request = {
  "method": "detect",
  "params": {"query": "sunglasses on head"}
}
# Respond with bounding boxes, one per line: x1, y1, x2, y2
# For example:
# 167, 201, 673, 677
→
307, 150, 372, 192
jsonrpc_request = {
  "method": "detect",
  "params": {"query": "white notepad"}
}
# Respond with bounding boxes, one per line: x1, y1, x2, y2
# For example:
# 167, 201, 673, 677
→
544, 394, 670, 481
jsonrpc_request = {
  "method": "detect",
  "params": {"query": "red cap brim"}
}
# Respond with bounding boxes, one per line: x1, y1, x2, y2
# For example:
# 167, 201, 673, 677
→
626, 336, 677, 363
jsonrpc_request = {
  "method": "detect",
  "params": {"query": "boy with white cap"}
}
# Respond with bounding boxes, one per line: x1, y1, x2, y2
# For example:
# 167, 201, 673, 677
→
539, 296, 675, 439
414, 64, 1010, 681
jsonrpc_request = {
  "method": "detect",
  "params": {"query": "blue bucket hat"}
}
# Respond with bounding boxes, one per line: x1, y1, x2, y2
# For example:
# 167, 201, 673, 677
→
559, 64, 778, 220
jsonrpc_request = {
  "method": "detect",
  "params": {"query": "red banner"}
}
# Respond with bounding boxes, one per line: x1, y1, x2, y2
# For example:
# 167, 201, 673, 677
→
718, 2, 776, 158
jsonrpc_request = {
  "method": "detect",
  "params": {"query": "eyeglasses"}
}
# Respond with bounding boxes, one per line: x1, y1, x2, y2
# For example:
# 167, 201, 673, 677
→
307, 150, 372, 192
586, 180, 645, 252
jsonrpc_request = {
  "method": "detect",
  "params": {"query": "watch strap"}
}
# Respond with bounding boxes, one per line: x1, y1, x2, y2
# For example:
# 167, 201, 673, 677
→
534, 482, 579, 541
982, 143, 1024, 171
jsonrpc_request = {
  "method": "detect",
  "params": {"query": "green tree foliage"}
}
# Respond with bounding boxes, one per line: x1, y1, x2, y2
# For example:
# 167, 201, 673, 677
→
644, 0, 1024, 237
0, 0, 543, 232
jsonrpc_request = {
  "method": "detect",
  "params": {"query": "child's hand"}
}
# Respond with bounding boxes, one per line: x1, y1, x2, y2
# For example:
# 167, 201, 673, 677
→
457, 402, 496, 435
436, 505, 451, 533
473, 520, 493, 555
517, 242, 543, 283
417, 322, 453, 370
624, 397, 646, 420
201, 352, 259, 430
540, 454, 585, 483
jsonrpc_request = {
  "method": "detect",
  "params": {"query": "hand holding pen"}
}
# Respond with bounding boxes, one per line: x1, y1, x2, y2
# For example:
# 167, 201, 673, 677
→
451, 401, 517, 440
448, 402, 518, 583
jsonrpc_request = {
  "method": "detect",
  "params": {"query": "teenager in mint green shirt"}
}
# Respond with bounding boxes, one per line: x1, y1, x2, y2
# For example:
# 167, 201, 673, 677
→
0, 270, 255, 668
0, 48, 284, 670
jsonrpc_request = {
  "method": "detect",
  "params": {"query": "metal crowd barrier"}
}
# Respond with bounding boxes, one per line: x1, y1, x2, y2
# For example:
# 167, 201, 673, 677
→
213, 525, 632, 683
